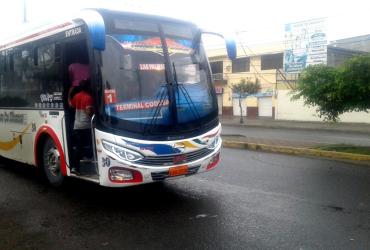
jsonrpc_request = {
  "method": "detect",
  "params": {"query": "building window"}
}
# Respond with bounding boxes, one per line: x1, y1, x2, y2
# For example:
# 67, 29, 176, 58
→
261, 53, 283, 70
232, 57, 250, 73
210, 61, 223, 74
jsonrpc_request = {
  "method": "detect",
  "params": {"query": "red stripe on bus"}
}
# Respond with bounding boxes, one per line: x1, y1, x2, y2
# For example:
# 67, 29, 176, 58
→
34, 126, 67, 176
0, 22, 73, 49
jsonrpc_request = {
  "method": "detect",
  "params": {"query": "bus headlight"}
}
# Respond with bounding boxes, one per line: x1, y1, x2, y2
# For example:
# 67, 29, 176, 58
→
102, 140, 143, 162
207, 135, 221, 150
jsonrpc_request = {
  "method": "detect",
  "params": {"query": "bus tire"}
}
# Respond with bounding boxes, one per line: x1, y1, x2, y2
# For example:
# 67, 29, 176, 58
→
42, 137, 64, 187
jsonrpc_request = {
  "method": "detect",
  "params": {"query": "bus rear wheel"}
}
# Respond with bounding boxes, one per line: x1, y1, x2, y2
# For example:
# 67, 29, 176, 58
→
42, 137, 64, 187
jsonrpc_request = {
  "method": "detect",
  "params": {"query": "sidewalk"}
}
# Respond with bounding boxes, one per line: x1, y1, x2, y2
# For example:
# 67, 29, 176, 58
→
220, 116, 370, 134
220, 116, 370, 165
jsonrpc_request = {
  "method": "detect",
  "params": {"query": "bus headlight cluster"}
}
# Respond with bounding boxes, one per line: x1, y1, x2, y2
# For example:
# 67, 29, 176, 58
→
102, 140, 143, 162
207, 135, 221, 150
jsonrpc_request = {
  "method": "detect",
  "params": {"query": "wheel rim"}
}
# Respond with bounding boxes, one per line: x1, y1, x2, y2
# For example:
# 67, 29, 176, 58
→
46, 147, 60, 177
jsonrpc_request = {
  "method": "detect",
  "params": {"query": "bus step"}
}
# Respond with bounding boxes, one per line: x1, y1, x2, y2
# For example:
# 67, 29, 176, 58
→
80, 159, 97, 164
70, 173, 99, 183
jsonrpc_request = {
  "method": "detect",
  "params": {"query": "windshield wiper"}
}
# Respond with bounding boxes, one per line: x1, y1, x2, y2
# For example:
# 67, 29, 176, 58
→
144, 84, 168, 135
172, 62, 200, 120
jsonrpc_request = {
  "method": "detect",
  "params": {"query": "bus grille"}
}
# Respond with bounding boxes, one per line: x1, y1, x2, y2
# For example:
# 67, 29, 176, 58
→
137, 147, 213, 167
151, 166, 201, 181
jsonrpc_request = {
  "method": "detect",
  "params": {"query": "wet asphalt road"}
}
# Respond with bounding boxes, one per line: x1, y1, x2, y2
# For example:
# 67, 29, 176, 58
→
1, 148, 370, 250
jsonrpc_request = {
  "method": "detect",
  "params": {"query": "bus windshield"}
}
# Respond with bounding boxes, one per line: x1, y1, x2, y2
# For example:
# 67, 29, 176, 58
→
100, 18, 217, 138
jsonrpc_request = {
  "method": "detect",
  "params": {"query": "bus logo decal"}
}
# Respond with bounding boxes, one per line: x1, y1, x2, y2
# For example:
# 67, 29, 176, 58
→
0, 123, 32, 151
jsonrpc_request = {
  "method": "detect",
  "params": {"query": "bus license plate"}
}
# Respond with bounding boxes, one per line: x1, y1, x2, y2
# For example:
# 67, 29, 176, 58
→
169, 165, 189, 177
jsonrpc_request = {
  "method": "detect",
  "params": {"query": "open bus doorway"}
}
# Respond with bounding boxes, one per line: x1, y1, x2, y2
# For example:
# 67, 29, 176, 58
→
63, 39, 97, 177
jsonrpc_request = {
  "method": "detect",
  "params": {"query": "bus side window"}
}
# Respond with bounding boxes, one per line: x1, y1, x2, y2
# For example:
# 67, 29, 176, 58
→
0, 53, 5, 95
8, 53, 14, 72
0, 48, 29, 107
36, 43, 63, 95
33, 47, 38, 66
55, 43, 61, 63
37, 44, 55, 69
0, 53, 5, 73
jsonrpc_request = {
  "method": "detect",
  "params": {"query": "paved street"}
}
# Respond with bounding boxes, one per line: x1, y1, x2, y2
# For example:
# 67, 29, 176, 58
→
1, 149, 370, 249
222, 124, 370, 146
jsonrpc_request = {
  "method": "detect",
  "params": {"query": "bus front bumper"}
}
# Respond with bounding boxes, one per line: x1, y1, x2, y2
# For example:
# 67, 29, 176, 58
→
97, 146, 221, 188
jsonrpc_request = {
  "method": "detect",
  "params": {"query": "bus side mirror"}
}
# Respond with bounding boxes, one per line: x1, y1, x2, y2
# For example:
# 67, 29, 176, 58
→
225, 39, 237, 60
198, 30, 237, 60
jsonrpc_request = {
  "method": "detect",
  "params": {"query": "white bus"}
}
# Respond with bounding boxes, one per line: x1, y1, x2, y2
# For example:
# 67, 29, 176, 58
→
0, 9, 236, 187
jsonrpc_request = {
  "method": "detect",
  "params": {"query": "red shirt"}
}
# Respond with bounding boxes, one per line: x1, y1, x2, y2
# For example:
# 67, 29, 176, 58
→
71, 91, 93, 129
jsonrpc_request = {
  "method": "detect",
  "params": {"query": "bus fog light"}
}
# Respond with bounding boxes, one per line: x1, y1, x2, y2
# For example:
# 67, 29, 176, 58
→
108, 167, 143, 183
110, 168, 133, 181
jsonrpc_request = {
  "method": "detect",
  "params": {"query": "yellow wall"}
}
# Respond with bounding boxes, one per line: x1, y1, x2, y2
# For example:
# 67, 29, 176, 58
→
222, 87, 233, 107
209, 54, 277, 108
276, 90, 370, 123
246, 96, 258, 107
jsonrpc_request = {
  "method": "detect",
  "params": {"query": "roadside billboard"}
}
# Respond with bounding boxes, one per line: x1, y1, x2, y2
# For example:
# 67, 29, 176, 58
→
284, 18, 327, 72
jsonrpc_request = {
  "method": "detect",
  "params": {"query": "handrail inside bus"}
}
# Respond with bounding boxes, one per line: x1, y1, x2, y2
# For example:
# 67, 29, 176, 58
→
60, 114, 70, 169
90, 114, 99, 176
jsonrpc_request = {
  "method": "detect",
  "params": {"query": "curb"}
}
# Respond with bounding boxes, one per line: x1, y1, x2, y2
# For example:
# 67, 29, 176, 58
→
221, 122, 370, 135
222, 140, 370, 165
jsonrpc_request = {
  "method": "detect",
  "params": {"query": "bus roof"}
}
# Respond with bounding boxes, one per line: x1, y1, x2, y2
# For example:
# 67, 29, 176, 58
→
0, 9, 197, 52
0, 21, 76, 50
96, 8, 196, 27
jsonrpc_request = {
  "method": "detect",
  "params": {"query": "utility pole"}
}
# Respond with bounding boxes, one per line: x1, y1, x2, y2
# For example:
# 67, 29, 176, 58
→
23, 0, 27, 23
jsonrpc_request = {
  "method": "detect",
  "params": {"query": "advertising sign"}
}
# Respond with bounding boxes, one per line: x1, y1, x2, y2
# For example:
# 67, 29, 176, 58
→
284, 18, 327, 72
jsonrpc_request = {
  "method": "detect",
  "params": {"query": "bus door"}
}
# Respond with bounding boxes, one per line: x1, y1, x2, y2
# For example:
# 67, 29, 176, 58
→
63, 37, 98, 177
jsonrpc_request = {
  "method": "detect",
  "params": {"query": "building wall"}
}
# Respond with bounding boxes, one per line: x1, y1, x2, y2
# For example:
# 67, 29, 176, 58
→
330, 34, 370, 53
276, 90, 370, 123
209, 51, 278, 118
246, 96, 258, 118
232, 96, 258, 117
232, 97, 247, 116
327, 46, 365, 67
208, 38, 370, 123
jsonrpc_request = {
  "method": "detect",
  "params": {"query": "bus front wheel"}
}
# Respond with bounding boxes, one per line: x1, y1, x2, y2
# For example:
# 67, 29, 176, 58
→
42, 137, 64, 187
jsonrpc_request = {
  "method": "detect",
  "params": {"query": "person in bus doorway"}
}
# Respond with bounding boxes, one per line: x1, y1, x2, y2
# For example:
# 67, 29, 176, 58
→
69, 79, 94, 174
68, 60, 90, 105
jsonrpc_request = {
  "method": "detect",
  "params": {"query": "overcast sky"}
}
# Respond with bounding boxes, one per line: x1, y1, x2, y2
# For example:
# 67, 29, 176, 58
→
1, 0, 369, 46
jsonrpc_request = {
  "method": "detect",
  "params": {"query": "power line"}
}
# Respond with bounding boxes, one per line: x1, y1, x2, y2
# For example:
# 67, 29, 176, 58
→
234, 32, 276, 85
23, 0, 27, 23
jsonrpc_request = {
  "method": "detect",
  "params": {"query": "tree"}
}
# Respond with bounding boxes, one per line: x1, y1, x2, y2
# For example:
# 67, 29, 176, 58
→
292, 55, 370, 122
231, 78, 261, 124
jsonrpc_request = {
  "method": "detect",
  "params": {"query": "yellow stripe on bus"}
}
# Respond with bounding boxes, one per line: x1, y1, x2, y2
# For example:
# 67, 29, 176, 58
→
0, 123, 32, 151
180, 141, 198, 149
